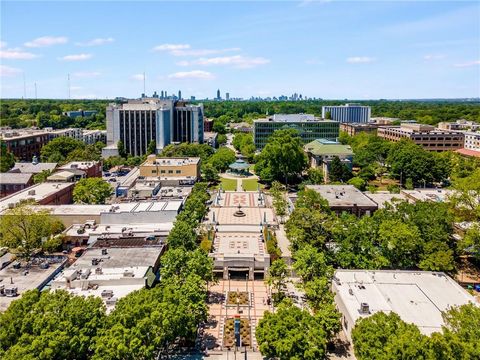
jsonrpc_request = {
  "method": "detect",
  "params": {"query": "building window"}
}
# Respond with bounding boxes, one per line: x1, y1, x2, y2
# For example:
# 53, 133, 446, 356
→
161, 170, 166, 174
176, 170, 181, 174
168, 170, 173, 174
152, 170, 157, 174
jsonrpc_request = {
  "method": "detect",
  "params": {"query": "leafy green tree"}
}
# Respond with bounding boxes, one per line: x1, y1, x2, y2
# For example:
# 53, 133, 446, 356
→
256, 300, 337, 360
0, 203, 64, 259
161, 143, 214, 163
347, 176, 366, 191
0, 141, 15, 172
352, 312, 428, 360
254, 129, 308, 184
266, 258, 288, 299
33, 169, 53, 183
207, 147, 236, 172
449, 168, 480, 221
328, 156, 352, 182
0, 289, 105, 360
166, 220, 198, 251
160, 248, 214, 282
40, 136, 86, 162
460, 224, 480, 260
306, 167, 324, 184
147, 139, 156, 154
73, 178, 112, 204
295, 188, 330, 211
201, 162, 220, 182
293, 244, 333, 283
217, 133, 227, 146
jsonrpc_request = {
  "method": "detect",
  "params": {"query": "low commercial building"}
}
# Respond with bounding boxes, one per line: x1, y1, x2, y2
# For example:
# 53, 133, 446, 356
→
0, 255, 67, 311
340, 122, 380, 136
139, 155, 200, 185
437, 120, 480, 132
82, 129, 107, 144
364, 191, 409, 209
401, 188, 454, 203
204, 131, 218, 148
463, 132, 480, 152
0, 173, 34, 198
9, 160, 57, 175
304, 139, 353, 182
204, 118, 214, 132
332, 270, 477, 341
371, 117, 399, 125
50, 247, 163, 311
377, 124, 464, 151
253, 114, 339, 149
30, 200, 182, 227
305, 185, 378, 216
63, 110, 98, 118
0, 182, 74, 213
59, 161, 102, 178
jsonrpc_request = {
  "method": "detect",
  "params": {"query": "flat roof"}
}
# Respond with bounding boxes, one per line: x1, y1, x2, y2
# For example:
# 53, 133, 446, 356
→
71, 247, 162, 269
0, 172, 33, 185
47, 170, 76, 181
333, 270, 477, 335
142, 157, 200, 166
215, 233, 264, 257
401, 188, 454, 203
306, 185, 378, 208
364, 191, 409, 209
304, 139, 354, 156
10, 162, 57, 174
64, 222, 173, 238
0, 257, 65, 311
0, 182, 73, 212
29, 200, 183, 216
59, 161, 99, 170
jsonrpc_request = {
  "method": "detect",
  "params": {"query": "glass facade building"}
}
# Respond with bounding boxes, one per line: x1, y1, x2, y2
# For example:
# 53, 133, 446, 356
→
253, 116, 339, 149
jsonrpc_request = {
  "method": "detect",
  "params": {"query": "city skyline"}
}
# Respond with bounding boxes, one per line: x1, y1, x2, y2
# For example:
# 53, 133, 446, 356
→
1, 1, 479, 100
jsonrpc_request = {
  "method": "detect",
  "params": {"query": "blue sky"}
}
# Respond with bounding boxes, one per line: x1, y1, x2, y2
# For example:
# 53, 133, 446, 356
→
1, 1, 479, 99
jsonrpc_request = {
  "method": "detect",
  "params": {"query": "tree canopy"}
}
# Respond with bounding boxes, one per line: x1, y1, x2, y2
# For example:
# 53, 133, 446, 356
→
0, 141, 15, 172
73, 178, 112, 204
254, 129, 308, 184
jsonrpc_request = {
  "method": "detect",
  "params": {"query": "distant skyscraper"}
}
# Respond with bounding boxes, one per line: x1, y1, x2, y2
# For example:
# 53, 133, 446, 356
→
160, 90, 164, 99
178, 90, 182, 100
322, 104, 371, 123
216, 89, 221, 100
191, 96, 196, 101
226, 92, 230, 101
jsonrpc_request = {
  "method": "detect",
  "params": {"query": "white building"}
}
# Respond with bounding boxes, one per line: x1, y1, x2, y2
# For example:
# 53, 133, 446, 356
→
332, 270, 477, 341
463, 132, 480, 152
322, 104, 371, 123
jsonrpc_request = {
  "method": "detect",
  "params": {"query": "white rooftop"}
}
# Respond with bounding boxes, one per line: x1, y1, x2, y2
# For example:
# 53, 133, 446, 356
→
401, 188, 454, 203
0, 182, 73, 212
306, 185, 378, 208
364, 191, 409, 209
9, 162, 57, 174
333, 270, 477, 336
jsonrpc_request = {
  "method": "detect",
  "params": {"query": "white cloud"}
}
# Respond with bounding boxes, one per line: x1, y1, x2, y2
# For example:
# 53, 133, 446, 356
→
453, 60, 480, 68
171, 47, 241, 56
131, 73, 146, 81
72, 71, 101, 78
423, 54, 446, 60
0, 65, 22, 77
0, 48, 39, 60
0, 41, 6, 48
305, 59, 324, 65
76, 37, 114, 46
346, 56, 376, 64
59, 53, 92, 61
152, 44, 191, 52
24, 36, 68, 47
178, 55, 270, 69
168, 70, 215, 80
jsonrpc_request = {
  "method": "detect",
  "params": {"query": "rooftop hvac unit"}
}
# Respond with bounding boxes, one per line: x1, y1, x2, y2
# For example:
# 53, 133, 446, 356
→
28, 189, 36, 196
360, 302, 370, 314
105, 297, 118, 306
101, 289, 113, 298
95, 267, 103, 275
5, 286, 18, 297
101, 249, 108, 255
123, 270, 134, 277
91, 258, 99, 266
80, 269, 91, 279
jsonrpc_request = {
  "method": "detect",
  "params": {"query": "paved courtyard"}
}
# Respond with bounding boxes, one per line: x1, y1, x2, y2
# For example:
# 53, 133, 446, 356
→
201, 278, 273, 354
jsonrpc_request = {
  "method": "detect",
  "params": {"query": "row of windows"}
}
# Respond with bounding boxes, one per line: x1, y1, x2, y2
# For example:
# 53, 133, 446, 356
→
151, 169, 182, 174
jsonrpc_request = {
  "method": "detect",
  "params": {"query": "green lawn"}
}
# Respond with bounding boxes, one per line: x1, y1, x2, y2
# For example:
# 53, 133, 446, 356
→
242, 178, 262, 191
220, 177, 237, 191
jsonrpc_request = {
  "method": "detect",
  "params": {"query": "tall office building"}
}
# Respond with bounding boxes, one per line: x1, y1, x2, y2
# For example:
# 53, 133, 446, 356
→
322, 103, 371, 123
178, 90, 182, 100
102, 95, 204, 157
225, 92, 230, 101
216, 89, 221, 100
253, 114, 339, 149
